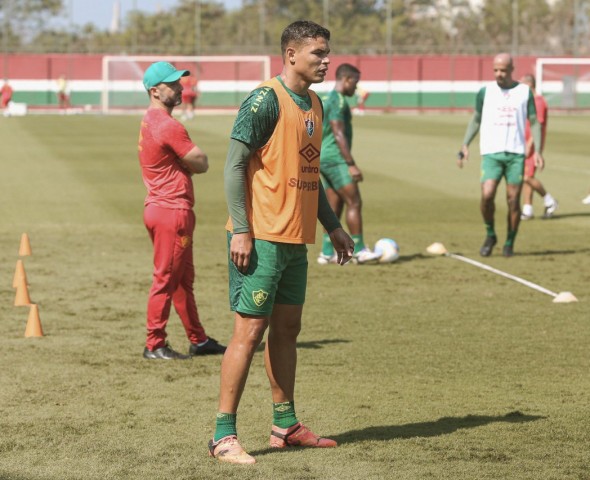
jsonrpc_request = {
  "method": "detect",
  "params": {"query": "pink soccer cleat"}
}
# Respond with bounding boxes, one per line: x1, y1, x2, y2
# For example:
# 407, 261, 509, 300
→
269, 422, 337, 448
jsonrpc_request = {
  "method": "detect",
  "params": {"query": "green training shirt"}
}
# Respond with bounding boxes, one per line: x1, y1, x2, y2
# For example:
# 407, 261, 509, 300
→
320, 89, 353, 164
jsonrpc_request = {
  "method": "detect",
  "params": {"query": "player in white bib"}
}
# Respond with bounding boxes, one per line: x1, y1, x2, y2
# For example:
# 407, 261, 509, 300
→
457, 53, 544, 257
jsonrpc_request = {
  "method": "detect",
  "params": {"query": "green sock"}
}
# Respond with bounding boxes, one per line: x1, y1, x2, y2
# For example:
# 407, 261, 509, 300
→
505, 230, 517, 246
485, 222, 496, 238
272, 401, 298, 429
322, 234, 334, 256
351, 234, 365, 254
214, 412, 237, 442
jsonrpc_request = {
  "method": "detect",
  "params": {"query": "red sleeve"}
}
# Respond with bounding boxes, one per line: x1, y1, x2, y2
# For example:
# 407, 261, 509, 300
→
535, 96, 548, 125
160, 118, 195, 160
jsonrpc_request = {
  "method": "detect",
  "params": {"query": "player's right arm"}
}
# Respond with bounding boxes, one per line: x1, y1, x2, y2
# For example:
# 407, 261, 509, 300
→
224, 86, 279, 272
329, 119, 362, 182
458, 87, 485, 168
326, 92, 363, 181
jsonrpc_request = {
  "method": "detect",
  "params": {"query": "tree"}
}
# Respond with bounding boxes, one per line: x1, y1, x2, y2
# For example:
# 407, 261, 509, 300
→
2, 0, 64, 45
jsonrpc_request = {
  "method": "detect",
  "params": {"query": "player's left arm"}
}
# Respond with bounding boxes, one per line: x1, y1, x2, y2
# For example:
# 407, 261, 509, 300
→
165, 121, 208, 174
527, 91, 545, 169
180, 146, 208, 174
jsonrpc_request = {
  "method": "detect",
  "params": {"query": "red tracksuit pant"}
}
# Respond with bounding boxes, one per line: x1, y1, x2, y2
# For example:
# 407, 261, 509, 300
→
144, 204, 207, 350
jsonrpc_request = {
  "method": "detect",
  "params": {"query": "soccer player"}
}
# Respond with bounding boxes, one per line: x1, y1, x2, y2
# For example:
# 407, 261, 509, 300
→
458, 53, 544, 257
137, 61, 226, 360
208, 20, 354, 464
353, 83, 370, 115
1, 79, 13, 109
180, 74, 199, 120
519, 74, 558, 220
317, 63, 381, 265
56, 75, 70, 110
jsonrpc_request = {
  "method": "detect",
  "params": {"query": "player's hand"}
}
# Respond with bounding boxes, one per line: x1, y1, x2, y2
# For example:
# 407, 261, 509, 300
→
457, 145, 469, 168
230, 232, 253, 273
328, 228, 355, 266
348, 164, 363, 182
534, 152, 545, 171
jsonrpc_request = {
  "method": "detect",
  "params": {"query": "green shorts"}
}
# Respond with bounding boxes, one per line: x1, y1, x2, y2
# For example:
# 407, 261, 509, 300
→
227, 232, 308, 316
320, 162, 353, 191
481, 152, 525, 184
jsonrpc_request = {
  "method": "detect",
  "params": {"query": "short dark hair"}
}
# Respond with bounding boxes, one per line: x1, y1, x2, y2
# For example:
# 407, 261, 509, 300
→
336, 63, 360, 80
280, 20, 330, 57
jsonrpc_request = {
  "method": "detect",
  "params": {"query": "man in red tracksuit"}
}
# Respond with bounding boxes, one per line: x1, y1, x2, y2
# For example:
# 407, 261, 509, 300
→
138, 61, 226, 360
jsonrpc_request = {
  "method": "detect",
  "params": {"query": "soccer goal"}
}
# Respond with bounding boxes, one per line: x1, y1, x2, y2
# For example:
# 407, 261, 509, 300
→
101, 55, 271, 113
536, 57, 590, 109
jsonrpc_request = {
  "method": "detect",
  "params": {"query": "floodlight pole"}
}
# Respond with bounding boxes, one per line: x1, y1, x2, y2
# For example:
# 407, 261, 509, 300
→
259, 0, 265, 50
2, 0, 10, 79
511, 0, 519, 56
132, 0, 138, 53
386, 0, 393, 111
194, 0, 201, 55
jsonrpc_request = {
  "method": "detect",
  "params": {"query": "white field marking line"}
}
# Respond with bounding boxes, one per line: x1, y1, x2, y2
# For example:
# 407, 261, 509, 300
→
445, 253, 558, 298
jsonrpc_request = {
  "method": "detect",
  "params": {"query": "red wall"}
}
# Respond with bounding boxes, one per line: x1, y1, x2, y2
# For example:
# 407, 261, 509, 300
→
2, 53, 548, 82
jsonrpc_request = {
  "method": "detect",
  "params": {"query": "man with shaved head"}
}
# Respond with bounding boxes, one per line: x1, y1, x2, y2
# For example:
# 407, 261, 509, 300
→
458, 53, 544, 257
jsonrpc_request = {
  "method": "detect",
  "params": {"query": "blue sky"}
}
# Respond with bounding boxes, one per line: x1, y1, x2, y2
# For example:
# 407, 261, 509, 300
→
66, 0, 241, 30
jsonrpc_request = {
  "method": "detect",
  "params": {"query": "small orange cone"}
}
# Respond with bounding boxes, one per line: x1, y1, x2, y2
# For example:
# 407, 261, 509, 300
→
12, 259, 28, 288
25, 304, 44, 337
19, 233, 32, 256
14, 276, 32, 306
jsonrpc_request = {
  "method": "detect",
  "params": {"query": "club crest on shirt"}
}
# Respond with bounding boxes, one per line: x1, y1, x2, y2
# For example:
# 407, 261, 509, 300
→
252, 289, 269, 307
305, 118, 314, 137
180, 235, 191, 248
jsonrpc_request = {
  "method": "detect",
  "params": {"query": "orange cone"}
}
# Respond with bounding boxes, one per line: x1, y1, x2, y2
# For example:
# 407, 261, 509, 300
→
14, 275, 31, 306
19, 233, 32, 256
25, 304, 44, 337
12, 259, 28, 288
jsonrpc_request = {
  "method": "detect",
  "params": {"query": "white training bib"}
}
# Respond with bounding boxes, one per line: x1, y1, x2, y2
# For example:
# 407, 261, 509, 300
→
480, 82, 530, 155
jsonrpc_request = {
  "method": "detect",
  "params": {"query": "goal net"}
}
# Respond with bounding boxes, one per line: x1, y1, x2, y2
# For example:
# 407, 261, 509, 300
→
536, 58, 590, 109
101, 55, 271, 113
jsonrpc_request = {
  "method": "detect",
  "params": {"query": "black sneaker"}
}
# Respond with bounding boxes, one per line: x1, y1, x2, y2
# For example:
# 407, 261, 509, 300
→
479, 236, 497, 257
189, 337, 227, 356
502, 245, 514, 257
143, 344, 191, 360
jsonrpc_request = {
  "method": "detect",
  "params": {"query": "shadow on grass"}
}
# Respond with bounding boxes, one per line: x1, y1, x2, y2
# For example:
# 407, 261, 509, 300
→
394, 253, 434, 264
542, 212, 590, 220
257, 338, 350, 352
297, 339, 351, 349
450, 247, 590, 257
517, 247, 590, 257
249, 411, 545, 456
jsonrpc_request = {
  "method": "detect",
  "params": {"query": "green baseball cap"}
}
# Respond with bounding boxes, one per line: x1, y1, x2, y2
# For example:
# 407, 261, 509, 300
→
143, 61, 189, 90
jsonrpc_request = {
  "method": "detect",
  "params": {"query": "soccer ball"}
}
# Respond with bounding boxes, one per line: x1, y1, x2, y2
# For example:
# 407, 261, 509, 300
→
374, 238, 400, 263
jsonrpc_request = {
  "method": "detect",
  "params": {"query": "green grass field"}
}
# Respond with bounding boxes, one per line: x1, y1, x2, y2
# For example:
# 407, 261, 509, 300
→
1, 112, 589, 480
